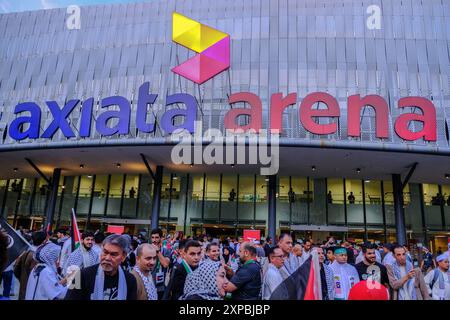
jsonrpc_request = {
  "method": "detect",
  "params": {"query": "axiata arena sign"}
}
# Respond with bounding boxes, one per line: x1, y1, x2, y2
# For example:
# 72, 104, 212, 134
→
6, 81, 436, 142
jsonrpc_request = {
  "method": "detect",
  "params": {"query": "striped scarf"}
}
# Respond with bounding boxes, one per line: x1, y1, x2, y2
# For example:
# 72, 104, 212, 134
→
391, 261, 417, 300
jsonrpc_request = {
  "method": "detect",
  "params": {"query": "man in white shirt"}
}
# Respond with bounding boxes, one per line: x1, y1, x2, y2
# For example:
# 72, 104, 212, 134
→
424, 253, 450, 300
262, 246, 285, 300
329, 247, 360, 300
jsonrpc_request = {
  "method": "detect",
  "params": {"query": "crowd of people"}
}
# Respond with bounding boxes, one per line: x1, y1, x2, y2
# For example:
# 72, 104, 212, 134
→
0, 227, 449, 301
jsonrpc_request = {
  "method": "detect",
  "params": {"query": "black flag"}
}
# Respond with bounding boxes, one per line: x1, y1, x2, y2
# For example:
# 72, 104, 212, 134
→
0, 217, 31, 268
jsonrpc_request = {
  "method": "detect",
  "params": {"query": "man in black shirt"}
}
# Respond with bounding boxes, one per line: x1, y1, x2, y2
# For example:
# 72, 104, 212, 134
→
355, 243, 389, 288
65, 234, 137, 300
224, 242, 262, 300
163, 240, 202, 300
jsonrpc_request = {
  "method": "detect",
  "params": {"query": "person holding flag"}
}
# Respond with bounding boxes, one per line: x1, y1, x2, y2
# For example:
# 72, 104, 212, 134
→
329, 247, 360, 300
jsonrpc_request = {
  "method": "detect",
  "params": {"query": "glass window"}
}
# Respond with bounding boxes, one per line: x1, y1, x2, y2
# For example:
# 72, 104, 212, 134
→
91, 175, 108, 216
255, 176, 268, 229
422, 183, 443, 229
32, 178, 48, 216
310, 178, 326, 225
204, 174, 220, 220
364, 180, 383, 225
107, 175, 123, 217
0, 180, 8, 214
277, 176, 290, 227
167, 174, 183, 228
238, 175, 254, 222
137, 175, 153, 220
327, 178, 345, 225
60, 176, 79, 225
187, 174, 204, 231
346, 179, 364, 225
160, 174, 172, 219
122, 175, 139, 218
221, 175, 237, 221
442, 184, 450, 229
291, 177, 308, 224
76, 175, 94, 216
18, 178, 36, 217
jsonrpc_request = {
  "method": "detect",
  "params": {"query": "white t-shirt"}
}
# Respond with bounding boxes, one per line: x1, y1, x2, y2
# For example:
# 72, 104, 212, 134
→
424, 268, 450, 300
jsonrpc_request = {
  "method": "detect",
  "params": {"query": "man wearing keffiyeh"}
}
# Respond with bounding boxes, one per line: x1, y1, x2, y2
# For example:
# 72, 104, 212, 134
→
64, 234, 137, 300
130, 243, 158, 300
64, 231, 99, 275
386, 244, 429, 300
424, 252, 450, 300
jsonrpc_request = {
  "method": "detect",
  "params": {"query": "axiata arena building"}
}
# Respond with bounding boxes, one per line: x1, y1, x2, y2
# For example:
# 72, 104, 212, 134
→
0, 0, 450, 253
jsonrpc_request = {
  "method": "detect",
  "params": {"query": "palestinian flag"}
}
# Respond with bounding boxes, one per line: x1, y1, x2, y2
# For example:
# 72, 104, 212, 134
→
270, 253, 322, 300
70, 208, 81, 251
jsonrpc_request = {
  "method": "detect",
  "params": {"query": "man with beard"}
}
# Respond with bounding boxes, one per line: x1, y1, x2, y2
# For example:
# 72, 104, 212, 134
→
64, 231, 99, 274
65, 234, 137, 300
224, 242, 262, 300
355, 243, 389, 288
131, 243, 158, 300
387, 245, 429, 300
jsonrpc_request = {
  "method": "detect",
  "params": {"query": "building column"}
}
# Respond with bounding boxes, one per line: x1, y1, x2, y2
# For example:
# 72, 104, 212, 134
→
44, 168, 61, 231
392, 174, 407, 245
268, 175, 277, 241
150, 166, 163, 230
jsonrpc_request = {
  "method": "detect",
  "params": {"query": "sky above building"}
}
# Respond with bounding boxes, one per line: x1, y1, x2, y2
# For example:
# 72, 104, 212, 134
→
0, 0, 149, 13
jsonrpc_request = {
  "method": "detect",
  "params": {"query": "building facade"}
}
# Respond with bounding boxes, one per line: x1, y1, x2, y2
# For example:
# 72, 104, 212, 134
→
0, 0, 450, 252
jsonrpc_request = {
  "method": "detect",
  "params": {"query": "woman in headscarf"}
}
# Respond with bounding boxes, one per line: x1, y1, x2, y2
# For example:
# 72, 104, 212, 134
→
222, 246, 238, 273
180, 260, 229, 300
25, 242, 70, 300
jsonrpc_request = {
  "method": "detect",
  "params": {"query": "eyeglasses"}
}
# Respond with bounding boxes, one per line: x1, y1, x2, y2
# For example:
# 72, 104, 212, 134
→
272, 255, 284, 259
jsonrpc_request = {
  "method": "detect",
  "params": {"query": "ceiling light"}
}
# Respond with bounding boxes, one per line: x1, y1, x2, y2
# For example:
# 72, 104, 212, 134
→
356, 168, 361, 173
13, 168, 18, 172
79, 164, 85, 169
87, 175, 93, 178
311, 166, 316, 171
116, 163, 121, 168
446, 174, 450, 179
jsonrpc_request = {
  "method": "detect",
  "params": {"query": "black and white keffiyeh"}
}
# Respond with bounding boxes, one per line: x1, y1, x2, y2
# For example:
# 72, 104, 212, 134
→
133, 266, 158, 300
34, 242, 61, 276
180, 260, 222, 300
64, 245, 99, 273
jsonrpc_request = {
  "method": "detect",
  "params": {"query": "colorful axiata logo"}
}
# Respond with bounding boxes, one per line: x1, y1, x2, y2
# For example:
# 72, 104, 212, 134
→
171, 12, 230, 84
